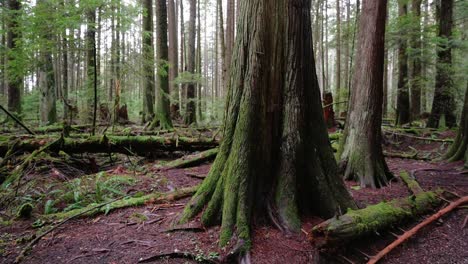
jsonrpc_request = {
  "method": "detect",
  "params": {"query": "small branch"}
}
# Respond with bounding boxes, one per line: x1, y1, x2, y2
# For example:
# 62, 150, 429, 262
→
0, 104, 35, 135
367, 196, 468, 264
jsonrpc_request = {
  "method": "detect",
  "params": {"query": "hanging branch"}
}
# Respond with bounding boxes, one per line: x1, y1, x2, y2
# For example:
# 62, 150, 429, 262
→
0, 105, 35, 135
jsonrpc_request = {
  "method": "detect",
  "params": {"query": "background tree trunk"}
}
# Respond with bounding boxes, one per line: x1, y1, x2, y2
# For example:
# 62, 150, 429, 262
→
86, 7, 97, 124
410, 0, 422, 119
6, 0, 22, 116
184, 0, 196, 125
338, 0, 392, 188
427, 0, 456, 128
142, 0, 155, 123
396, 1, 410, 125
168, 0, 179, 119
335, 0, 341, 114
445, 82, 468, 165
151, 0, 173, 129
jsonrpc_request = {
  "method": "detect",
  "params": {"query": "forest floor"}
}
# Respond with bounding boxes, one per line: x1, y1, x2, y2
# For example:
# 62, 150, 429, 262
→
0, 126, 467, 264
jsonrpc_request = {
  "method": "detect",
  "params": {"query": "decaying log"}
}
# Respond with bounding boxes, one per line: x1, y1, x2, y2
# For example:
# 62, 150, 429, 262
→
0, 135, 218, 157
161, 148, 219, 169
309, 190, 442, 248
399, 171, 423, 195
367, 196, 468, 264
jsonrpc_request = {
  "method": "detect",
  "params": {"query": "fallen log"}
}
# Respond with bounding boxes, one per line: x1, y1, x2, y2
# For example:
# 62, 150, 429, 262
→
383, 130, 453, 143
367, 196, 468, 264
0, 135, 218, 157
161, 148, 219, 169
309, 190, 442, 248
44, 185, 198, 221
399, 171, 423, 195
383, 150, 431, 161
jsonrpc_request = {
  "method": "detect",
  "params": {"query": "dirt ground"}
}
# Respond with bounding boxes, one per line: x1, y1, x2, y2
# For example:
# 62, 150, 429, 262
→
1, 131, 467, 264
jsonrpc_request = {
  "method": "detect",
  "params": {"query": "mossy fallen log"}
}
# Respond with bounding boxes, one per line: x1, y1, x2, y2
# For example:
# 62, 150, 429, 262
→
44, 185, 198, 221
399, 171, 424, 195
162, 148, 219, 169
0, 135, 218, 157
309, 190, 442, 248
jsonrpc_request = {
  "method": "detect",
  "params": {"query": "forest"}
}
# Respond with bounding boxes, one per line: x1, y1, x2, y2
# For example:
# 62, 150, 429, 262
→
0, 0, 467, 263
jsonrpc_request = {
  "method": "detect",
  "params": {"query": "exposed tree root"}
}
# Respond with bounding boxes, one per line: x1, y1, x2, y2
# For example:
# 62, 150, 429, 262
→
310, 190, 443, 248
367, 196, 468, 264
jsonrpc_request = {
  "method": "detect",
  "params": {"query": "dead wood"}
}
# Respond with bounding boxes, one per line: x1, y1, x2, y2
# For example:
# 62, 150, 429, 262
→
367, 196, 468, 264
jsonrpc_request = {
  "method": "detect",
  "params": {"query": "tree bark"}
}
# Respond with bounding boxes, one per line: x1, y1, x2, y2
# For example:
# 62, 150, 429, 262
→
184, 0, 196, 125
338, 0, 392, 188
151, 0, 173, 130
179, 0, 355, 252
225, 0, 235, 88
427, 0, 456, 128
86, 6, 97, 128
335, 0, 341, 114
396, 1, 410, 125
142, 0, 155, 123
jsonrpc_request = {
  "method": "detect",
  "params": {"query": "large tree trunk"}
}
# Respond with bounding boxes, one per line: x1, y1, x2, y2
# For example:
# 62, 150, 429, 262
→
179, 0, 355, 252
151, 0, 173, 130
184, 0, 196, 125
396, 1, 410, 125
37, 0, 57, 125
427, 0, 456, 128
168, 0, 179, 119
338, 0, 392, 188
225, 0, 235, 88
6, 0, 22, 116
445, 82, 468, 165
410, 0, 422, 119
142, 0, 155, 123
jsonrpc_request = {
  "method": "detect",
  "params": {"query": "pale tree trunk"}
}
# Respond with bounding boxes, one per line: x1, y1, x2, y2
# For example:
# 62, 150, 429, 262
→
339, 0, 392, 188
142, 0, 155, 123
61, 0, 69, 122
335, 0, 341, 114
427, 0, 456, 128
216, 0, 227, 95
396, 1, 410, 125
343, 0, 350, 99
179, 0, 185, 113
410, 0, 422, 119
196, 0, 202, 122
184, 0, 196, 125
180, 0, 355, 255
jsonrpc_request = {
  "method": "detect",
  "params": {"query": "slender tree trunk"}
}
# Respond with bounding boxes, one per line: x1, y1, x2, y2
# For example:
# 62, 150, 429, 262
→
168, 0, 179, 118
184, 0, 196, 125
335, 0, 341, 114
179, 0, 185, 113
217, 0, 227, 94
86, 8, 97, 134
427, 0, 456, 128
142, 0, 155, 123
396, 1, 410, 125
410, 0, 422, 119
339, 0, 392, 188
180, 0, 355, 255
343, 0, 350, 97
61, 1, 69, 122
196, 0, 202, 122
6, 0, 21, 116
151, 0, 173, 129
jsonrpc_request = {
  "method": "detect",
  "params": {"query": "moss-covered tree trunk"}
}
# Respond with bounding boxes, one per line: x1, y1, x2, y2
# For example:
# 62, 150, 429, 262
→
184, 0, 196, 125
445, 82, 468, 165
86, 8, 97, 124
142, 0, 155, 123
396, 0, 410, 126
150, 0, 173, 130
427, 0, 456, 128
180, 0, 355, 251
410, 0, 422, 119
167, 0, 179, 119
338, 0, 392, 188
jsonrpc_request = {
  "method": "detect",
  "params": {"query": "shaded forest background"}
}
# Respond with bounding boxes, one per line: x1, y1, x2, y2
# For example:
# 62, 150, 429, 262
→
0, 0, 466, 127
